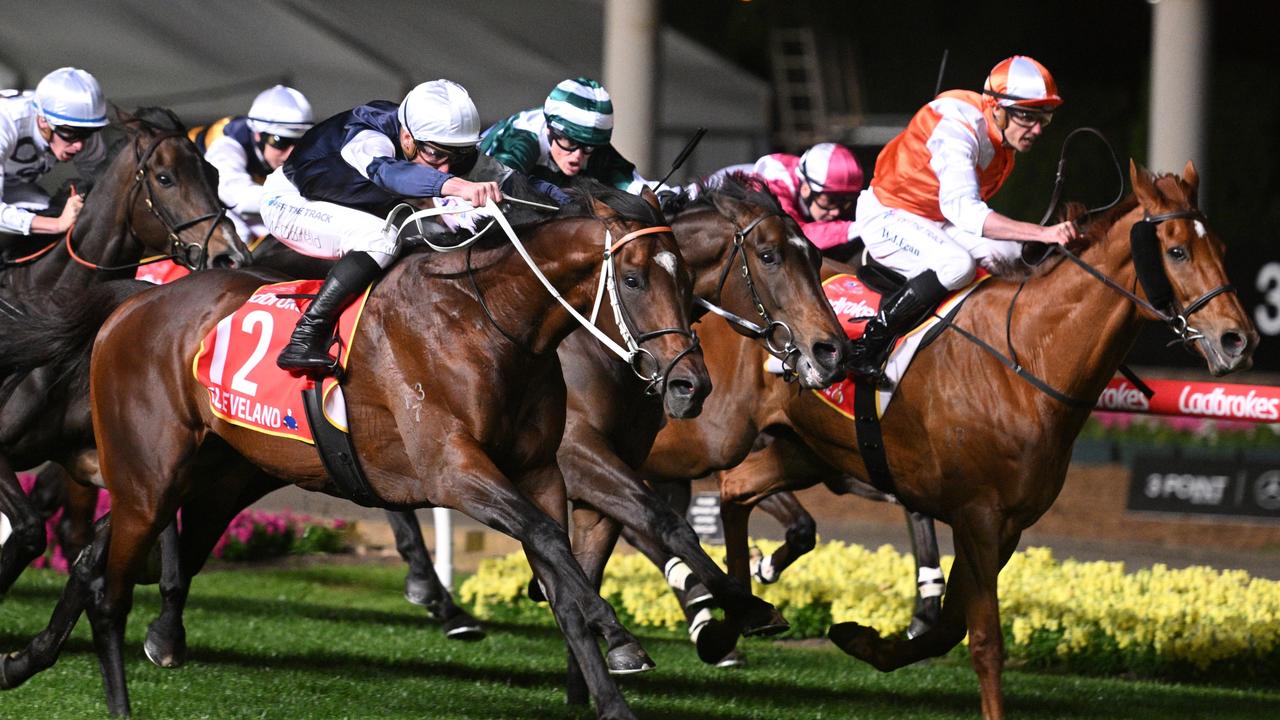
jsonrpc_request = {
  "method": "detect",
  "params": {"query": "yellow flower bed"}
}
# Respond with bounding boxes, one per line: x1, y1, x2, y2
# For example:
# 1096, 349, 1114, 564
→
460, 541, 1280, 674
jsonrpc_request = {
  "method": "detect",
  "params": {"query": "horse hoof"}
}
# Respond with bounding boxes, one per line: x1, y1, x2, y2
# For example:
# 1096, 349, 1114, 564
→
143, 628, 187, 669
403, 576, 435, 608
0, 651, 27, 690
714, 648, 748, 669
693, 618, 739, 665
606, 642, 654, 675
828, 621, 881, 662
441, 614, 485, 641
739, 600, 789, 638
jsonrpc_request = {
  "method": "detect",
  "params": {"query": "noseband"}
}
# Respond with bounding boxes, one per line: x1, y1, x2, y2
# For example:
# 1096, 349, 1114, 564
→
122, 131, 229, 271
694, 212, 800, 373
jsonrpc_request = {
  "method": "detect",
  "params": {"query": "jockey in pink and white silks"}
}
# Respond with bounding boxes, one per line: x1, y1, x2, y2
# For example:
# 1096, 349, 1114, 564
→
847, 55, 1081, 379
0, 67, 108, 242
746, 143, 864, 252
264, 79, 569, 377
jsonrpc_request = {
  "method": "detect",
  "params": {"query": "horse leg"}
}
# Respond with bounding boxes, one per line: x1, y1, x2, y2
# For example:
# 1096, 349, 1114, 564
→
0, 514, 110, 690
750, 491, 817, 584
0, 455, 47, 595
441, 460, 639, 720
56, 471, 101, 563
564, 502, 621, 707
905, 509, 944, 638
385, 509, 483, 639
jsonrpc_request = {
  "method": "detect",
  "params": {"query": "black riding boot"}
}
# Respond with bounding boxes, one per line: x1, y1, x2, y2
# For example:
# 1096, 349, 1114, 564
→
277, 251, 384, 377
847, 270, 949, 379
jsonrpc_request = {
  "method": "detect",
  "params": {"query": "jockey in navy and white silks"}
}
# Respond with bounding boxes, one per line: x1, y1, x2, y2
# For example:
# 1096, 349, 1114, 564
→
847, 55, 1081, 379
267, 79, 569, 377
191, 85, 314, 244
0, 67, 108, 240
480, 77, 646, 192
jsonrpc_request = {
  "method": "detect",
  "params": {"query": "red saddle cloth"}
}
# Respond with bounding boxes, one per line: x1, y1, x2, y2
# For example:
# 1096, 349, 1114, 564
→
136, 258, 191, 285
823, 273, 881, 341
192, 280, 371, 444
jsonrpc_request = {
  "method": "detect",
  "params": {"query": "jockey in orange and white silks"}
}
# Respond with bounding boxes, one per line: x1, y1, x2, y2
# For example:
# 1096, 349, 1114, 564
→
848, 55, 1080, 379
0, 67, 108, 239
719, 143, 864, 251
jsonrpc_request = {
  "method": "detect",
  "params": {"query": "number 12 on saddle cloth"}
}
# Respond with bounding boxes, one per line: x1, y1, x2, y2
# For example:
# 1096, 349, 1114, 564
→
808, 272, 989, 420
192, 279, 371, 443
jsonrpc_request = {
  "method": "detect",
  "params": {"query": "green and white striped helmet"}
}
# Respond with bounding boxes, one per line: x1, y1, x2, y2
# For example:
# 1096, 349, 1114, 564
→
543, 77, 613, 146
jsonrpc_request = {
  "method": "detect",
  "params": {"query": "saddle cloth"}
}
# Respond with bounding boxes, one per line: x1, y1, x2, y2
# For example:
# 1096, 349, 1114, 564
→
192, 279, 371, 444
136, 258, 190, 284
774, 272, 988, 420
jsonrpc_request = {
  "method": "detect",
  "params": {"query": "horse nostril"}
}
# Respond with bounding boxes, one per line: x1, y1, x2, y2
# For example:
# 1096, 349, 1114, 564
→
1221, 331, 1248, 358
668, 378, 695, 398
212, 254, 237, 269
813, 341, 841, 369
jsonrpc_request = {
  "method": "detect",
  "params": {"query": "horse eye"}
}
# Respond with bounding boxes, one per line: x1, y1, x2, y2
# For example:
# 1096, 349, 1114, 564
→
759, 250, 778, 265
1167, 246, 1187, 261
156, 172, 174, 187
623, 274, 641, 289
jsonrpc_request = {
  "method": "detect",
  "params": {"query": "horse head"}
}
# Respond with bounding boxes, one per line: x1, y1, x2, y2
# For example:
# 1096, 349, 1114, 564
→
1127, 159, 1256, 375
581, 184, 711, 419
116, 107, 252, 270
694, 174, 848, 388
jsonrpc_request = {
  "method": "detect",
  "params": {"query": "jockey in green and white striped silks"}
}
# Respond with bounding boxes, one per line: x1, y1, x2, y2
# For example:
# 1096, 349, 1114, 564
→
543, 77, 614, 146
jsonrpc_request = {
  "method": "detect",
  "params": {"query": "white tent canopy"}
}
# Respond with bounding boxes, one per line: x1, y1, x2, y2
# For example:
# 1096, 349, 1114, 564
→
0, 0, 768, 180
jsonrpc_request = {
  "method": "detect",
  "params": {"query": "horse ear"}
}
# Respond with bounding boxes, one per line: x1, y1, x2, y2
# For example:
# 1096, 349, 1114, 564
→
588, 195, 618, 221
1129, 158, 1160, 208
639, 185, 662, 213
1182, 160, 1200, 204
707, 187, 747, 223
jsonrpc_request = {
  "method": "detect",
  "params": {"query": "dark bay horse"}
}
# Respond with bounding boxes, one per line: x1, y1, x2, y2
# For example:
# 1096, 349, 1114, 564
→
633, 160, 1256, 719
1, 183, 708, 720
0, 107, 248, 594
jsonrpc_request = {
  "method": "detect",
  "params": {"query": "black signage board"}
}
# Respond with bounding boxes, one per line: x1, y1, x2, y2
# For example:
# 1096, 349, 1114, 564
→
686, 491, 725, 544
1127, 454, 1280, 521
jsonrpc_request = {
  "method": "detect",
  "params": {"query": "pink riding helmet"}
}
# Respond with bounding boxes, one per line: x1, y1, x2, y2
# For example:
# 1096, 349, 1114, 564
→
796, 143, 864, 194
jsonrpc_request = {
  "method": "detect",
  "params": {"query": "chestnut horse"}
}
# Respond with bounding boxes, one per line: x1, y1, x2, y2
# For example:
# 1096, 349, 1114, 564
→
0, 183, 708, 720
631, 161, 1256, 719
0, 107, 248, 594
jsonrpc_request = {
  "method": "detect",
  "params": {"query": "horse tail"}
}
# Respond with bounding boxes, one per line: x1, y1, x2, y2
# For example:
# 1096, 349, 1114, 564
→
0, 279, 151, 403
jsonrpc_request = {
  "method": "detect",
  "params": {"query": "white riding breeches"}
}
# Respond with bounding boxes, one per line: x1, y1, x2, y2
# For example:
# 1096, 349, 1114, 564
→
260, 168, 397, 267
857, 190, 1023, 290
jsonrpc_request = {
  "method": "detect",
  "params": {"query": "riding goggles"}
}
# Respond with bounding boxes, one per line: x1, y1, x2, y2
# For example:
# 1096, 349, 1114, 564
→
811, 192, 856, 213
550, 131, 599, 156
1007, 107, 1054, 129
52, 124, 100, 143
262, 133, 299, 150
415, 140, 478, 167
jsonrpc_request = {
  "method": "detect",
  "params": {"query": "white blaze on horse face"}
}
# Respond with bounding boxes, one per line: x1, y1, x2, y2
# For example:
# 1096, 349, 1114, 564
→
788, 234, 811, 252
654, 250, 679, 279
1194, 220, 1208, 239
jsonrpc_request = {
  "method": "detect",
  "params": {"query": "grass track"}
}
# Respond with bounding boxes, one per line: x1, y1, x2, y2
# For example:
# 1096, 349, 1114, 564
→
1, 563, 1276, 719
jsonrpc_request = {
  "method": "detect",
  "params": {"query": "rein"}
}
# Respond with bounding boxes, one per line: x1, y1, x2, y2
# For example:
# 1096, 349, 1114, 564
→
391, 201, 700, 394
693, 211, 800, 373
946, 128, 1237, 407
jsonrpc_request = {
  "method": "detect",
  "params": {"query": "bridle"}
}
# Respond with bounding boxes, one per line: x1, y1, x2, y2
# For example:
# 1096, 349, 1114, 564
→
389, 200, 702, 396
692, 211, 800, 373
121, 130, 230, 271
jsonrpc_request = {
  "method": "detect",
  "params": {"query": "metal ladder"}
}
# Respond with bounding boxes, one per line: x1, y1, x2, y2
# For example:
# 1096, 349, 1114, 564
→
770, 27, 828, 150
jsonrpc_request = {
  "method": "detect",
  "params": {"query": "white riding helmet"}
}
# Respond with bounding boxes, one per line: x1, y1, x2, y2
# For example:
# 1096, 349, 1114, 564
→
246, 85, 314, 138
397, 79, 480, 146
34, 67, 109, 128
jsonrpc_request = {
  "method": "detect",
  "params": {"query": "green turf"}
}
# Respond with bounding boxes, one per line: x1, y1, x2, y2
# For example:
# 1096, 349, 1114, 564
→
1, 563, 1276, 719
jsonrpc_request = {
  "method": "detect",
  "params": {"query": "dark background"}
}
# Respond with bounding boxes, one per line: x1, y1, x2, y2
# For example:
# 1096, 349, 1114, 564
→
665, 0, 1280, 376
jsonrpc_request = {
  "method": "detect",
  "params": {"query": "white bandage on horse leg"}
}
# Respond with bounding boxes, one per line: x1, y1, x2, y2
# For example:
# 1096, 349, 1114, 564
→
750, 554, 778, 584
917, 566, 945, 599
664, 557, 694, 591
688, 607, 713, 643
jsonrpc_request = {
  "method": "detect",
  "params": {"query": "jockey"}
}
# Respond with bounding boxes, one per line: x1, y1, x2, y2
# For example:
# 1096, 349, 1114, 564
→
190, 84, 314, 243
719, 142, 864, 252
267, 79, 569, 376
480, 77, 646, 191
0, 67, 109, 240
848, 55, 1080, 379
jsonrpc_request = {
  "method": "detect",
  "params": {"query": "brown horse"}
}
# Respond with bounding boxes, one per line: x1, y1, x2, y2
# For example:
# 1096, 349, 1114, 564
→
0, 181, 707, 720
631, 160, 1256, 719
0, 107, 248, 594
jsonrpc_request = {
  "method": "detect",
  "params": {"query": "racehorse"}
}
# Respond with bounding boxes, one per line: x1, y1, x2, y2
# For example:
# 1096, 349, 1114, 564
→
0, 181, 709, 720
0, 107, 248, 594
627, 160, 1256, 719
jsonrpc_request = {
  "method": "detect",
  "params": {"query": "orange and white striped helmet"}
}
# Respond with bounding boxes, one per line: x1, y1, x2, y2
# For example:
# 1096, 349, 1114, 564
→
982, 56, 1062, 109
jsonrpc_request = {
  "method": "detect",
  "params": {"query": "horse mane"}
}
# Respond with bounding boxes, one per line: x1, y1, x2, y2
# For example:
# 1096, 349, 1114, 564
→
104, 106, 192, 164
663, 171, 784, 218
